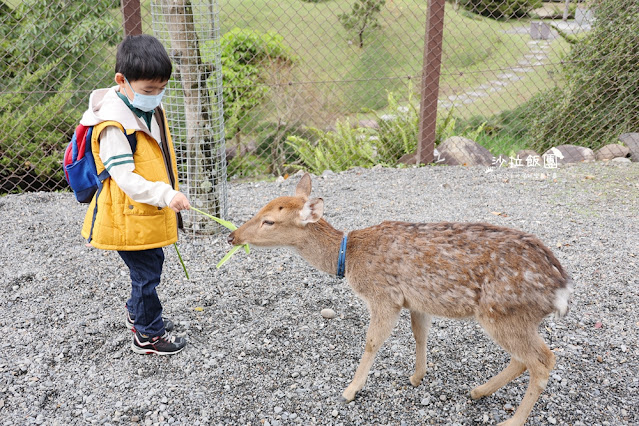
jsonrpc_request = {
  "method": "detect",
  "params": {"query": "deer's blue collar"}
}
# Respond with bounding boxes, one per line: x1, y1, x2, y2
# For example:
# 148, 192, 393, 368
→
337, 233, 348, 279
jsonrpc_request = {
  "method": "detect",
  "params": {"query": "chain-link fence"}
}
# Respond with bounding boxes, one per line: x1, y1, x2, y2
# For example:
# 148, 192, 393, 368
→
1, 0, 637, 196
151, 0, 228, 233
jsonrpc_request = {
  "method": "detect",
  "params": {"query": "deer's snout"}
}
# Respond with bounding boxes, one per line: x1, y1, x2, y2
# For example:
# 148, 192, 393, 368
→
227, 231, 236, 245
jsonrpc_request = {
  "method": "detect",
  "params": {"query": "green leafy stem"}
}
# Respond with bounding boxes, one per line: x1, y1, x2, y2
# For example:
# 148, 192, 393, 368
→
173, 207, 250, 278
190, 207, 250, 269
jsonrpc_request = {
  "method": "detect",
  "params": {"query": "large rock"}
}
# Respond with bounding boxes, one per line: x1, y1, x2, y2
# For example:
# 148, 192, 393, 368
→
595, 144, 630, 161
436, 136, 494, 167
619, 133, 639, 162
358, 119, 379, 130
398, 151, 417, 165
516, 149, 541, 165
516, 149, 540, 160
543, 145, 595, 164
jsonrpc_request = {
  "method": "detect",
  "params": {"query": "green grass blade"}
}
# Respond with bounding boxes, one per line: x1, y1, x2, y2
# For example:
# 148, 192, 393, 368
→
173, 243, 190, 280
190, 207, 250, 266
190, 207, 238, 231
217, 245, 244, 269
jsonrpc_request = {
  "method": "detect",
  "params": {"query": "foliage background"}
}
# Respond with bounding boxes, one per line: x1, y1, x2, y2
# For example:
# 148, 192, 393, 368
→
525, 0, 639, 153
0, 0, 637, 193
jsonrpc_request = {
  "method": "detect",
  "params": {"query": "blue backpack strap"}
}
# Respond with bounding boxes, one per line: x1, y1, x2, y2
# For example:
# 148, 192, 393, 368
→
125, 131, 137, 154
95, 127, 137, 181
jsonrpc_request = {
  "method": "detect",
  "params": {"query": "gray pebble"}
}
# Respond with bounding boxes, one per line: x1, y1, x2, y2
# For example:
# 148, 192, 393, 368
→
320, 308, 337, 319
0, 164, 636, 425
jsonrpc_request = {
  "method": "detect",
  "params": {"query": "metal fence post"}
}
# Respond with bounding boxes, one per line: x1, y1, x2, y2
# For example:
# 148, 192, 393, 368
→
417, 0, 446, 165
122, 0, 143, 36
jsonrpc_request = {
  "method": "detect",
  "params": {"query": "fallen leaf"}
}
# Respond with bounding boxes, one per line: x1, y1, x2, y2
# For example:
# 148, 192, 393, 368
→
556, 242, 562, 248
594, 321, 602, 328
194, 307, 204, 312
596, 355, 603, 363
491, 211, 502, 216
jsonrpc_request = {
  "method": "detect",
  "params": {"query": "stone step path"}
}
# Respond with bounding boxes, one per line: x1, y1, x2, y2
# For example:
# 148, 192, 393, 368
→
438, 39, 553, 109
437, 18, 593, 110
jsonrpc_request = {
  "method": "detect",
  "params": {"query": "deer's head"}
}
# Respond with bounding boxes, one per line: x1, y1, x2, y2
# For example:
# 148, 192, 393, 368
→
228, 173, 324, 248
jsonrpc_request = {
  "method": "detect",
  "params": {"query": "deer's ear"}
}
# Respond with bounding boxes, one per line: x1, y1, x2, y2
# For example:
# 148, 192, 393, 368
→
300, 198, 323, 224
295, 173, 312, 198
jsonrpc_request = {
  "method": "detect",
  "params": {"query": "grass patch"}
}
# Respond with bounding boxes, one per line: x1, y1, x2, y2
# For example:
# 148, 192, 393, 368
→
218, 0, 537, 119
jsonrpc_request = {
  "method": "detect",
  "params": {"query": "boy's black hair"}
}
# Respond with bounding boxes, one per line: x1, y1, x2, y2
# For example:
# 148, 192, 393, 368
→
115, 35, 172, 82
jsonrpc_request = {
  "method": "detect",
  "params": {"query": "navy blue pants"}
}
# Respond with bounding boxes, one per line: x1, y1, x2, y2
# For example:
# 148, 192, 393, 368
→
118, 248, 166, 337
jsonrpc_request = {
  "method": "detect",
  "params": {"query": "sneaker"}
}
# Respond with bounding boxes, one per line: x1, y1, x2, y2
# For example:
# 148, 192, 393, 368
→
131, 330, 186, 355
125, 310, 174, 332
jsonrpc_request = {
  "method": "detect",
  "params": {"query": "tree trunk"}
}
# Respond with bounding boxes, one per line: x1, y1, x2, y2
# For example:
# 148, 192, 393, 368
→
158, 0, 225, 233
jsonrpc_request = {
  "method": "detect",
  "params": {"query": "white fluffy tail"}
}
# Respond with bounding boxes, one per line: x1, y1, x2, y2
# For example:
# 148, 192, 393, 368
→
553, 279, 574, 318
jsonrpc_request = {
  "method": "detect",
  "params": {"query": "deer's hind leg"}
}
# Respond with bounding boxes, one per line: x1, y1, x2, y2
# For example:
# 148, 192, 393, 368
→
470, 358, 526, 399
409, 311, 432, 387
340, 303, 401, 403
474, 316, 555, 426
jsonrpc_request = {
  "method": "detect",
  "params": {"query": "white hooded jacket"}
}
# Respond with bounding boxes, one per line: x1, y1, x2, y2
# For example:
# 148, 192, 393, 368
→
80, 86, 178, 208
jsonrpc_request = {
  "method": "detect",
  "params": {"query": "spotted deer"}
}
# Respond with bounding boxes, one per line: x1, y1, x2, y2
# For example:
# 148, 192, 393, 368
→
228, 173, 573, 426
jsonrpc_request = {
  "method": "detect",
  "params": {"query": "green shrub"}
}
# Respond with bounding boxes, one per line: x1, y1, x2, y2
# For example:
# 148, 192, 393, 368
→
368, 88, 487, 163
365, 89, 419, 163
286, 120, 378, 174
526, 0, 639, 152
285, 84, 493, 174
456, 101, 532, 156
1, 0, 119, 92
459, 0, 541, 19
203, 28, 295, 139
0, 0, 119, 194
0, 68, 79, 192
253, 121, 315, 174
228, 154, 271, 180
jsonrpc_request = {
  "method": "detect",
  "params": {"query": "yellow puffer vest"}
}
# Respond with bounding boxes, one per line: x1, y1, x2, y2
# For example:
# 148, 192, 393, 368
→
80, 116, 179, 251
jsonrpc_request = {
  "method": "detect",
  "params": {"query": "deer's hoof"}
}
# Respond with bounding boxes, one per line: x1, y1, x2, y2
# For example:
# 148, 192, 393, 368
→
469, 387, 483, 400
409, 375, 422, 387
338, 396, 351, 404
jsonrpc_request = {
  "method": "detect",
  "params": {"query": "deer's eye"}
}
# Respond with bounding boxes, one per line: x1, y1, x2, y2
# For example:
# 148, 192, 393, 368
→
263, 220, 275, 226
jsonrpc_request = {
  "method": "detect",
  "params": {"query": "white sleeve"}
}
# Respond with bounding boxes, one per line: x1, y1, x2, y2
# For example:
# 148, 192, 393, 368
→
98, 126, 178, 208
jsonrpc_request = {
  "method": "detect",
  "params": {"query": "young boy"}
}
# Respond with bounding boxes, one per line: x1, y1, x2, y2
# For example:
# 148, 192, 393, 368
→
79, 35, 189, 355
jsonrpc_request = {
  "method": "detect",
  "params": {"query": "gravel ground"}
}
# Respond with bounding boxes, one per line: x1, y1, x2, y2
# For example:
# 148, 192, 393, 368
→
1, 162, 638, 426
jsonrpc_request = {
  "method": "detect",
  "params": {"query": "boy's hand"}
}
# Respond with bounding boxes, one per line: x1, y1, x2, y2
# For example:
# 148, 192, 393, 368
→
169, 192, 190, 213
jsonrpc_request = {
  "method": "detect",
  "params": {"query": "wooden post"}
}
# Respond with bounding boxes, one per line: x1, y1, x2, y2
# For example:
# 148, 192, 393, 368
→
562, 0, 571, 22
122, 0, 143, 36
417, 0, 446, 165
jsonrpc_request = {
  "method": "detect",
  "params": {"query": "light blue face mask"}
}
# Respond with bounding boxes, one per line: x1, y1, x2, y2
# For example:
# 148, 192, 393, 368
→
124, 77, 166, 112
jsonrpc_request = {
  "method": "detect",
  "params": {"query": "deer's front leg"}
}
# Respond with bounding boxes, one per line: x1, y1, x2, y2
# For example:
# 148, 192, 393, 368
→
340, 305, 401, 402
409, 311, 432, 386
